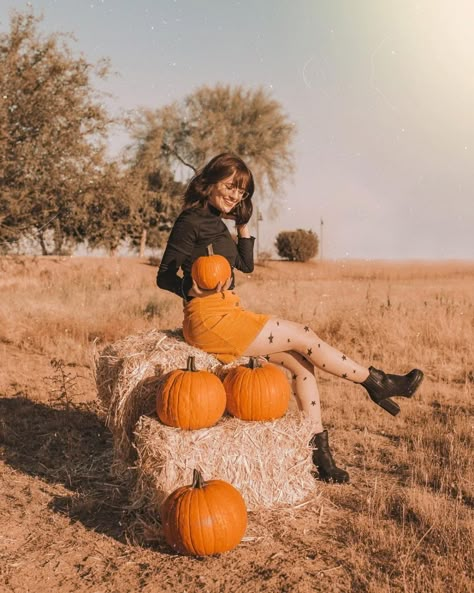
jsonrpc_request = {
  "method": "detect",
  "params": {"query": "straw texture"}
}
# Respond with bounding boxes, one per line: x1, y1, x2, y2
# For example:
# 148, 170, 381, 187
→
94, 328, 317, 510
133, 412, 316, 511
94, 328, 235, 461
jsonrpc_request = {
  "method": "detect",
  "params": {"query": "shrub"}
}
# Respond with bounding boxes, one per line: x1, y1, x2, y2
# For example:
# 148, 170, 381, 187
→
275, 229, 319, 262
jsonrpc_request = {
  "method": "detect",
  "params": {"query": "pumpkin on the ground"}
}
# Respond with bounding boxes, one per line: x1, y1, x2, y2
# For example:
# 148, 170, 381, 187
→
223, 357, 290, 421
161, 469, 247, 556
191, 243, 231, 290
156, 356, 226, 429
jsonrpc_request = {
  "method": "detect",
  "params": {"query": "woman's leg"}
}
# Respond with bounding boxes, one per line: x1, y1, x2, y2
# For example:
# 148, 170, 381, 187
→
245, 318, 424, 417
245, 318, 369, 382
263, 351, 323, 433
263, 349, 349, 484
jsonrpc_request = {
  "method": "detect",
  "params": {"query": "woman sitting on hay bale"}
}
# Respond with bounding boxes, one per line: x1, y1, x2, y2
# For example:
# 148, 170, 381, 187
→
156, 153, 424, 484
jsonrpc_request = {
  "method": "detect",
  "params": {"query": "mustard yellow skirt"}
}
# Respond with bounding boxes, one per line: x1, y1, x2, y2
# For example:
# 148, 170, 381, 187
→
183, 291, 270, 364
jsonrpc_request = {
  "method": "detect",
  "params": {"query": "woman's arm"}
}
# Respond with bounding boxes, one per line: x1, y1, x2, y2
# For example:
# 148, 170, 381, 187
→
156, 211, 198, 298
234, 223, 255, 273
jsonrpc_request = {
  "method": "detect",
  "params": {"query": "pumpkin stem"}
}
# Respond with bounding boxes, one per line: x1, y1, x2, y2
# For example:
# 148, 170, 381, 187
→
186, 356, 197, 372
248, 357, 261, 369
192, 468, 205, 489
206, 244, 214, 256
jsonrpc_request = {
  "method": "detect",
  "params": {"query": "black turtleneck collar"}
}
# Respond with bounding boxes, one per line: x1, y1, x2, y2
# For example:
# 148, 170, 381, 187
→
207, 203, 222, 217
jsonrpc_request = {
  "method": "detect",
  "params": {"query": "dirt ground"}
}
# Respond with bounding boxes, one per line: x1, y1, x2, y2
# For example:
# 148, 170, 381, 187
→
0, 343, 367, 593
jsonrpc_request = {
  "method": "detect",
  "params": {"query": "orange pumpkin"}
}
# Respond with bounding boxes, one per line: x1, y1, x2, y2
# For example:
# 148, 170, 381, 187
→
223, 357, 291, 421
156, 356, 226, 430
161, 469, 247, 556
191, 243, 231, 290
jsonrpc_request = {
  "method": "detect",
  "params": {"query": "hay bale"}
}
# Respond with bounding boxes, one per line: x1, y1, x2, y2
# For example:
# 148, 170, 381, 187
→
94, 327, 318, 511
93, 328, 247, 462
94, 328, 204, 411
132, 412, 316, 511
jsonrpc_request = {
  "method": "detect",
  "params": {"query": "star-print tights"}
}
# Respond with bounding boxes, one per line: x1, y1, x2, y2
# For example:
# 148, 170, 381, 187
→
243, 318, 370, 433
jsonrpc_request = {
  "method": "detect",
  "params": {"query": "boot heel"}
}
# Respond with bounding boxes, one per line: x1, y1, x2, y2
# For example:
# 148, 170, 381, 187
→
378, 398, 400, 416
405, 369, 424, 396
361, 366, 423, 416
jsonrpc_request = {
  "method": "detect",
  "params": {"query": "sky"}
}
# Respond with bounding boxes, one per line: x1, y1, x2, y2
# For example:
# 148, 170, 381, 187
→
1, 0, 473, 259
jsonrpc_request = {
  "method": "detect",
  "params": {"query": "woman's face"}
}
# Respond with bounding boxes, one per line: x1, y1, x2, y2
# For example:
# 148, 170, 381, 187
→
207, 173, 247, 214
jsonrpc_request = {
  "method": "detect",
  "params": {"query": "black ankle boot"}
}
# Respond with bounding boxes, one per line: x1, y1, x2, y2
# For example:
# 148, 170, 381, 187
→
361, 366, 424, 416
310, 430, 349, 484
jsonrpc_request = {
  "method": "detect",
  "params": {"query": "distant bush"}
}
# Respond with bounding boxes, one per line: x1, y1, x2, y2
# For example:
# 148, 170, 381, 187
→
275, 229, 319, 262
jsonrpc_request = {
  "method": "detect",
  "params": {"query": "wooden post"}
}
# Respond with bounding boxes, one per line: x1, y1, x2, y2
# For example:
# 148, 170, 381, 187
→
256, 208, 263, 261
139, 229, 147, 258
320, 218, 324, 260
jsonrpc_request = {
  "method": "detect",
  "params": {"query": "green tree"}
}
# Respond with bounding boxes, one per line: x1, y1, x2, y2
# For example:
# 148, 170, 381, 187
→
123, 148, 185, 255
275, 229, 319, 262
0, 9, 120, 254
126, 84, 296, 247
79, 163, 132, 255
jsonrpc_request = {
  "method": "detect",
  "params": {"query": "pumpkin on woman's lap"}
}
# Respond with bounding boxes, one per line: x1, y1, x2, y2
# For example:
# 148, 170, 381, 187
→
191, 243, 231, 290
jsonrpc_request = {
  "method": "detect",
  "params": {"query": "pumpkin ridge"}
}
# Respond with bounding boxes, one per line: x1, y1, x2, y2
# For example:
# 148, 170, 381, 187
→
250, 367, 259, 420
204, 373, 216, 427
179, 372, 191, 429
161, 372, 176, 424
166, 372, 178, 426
269, 369, 281, 415
244, 366, 256, 419
238, 371, 248, 419
183, 488, 197, 555
165, 373, 176, 426
169, 492, 186, 554
208, 481, 247, 550
175, 372, 189, 429
206, 483, 228, 552
192, 488, 204, 554
258, 367, 268, 420
275, 366, 290, 416
267, 368, 279, 418
266, 367, 280, 417
189, 488, 203, 554
188, 373, 198, 430
195, 372, 207, 429
243, 369, 253, 418
197, 485, 216, 555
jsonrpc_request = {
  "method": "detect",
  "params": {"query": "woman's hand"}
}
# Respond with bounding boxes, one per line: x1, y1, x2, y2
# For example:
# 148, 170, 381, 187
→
220, 215, 250, 238
188, 276, 232, 298
221, 210, 251, 233
236, 223, 251, 238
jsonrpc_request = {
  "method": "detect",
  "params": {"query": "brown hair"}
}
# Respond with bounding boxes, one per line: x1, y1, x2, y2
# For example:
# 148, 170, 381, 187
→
183, 153, 254, 225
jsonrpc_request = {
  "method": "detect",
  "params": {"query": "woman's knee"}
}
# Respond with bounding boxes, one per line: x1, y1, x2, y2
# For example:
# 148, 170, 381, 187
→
267, 350, 314, 376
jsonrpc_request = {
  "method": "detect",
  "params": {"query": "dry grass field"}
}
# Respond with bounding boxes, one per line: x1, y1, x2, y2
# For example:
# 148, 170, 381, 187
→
0, 255, 473, 593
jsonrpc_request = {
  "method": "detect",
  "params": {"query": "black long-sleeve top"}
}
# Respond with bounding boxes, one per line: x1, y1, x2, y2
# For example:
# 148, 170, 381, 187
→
156, 204, 255, 300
